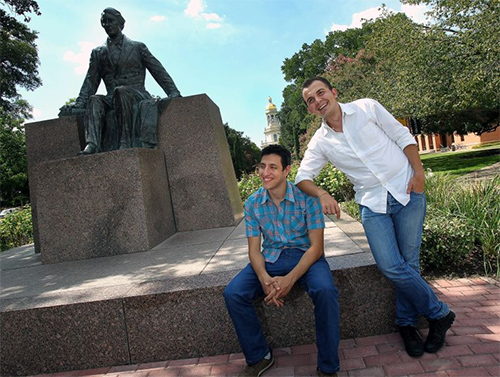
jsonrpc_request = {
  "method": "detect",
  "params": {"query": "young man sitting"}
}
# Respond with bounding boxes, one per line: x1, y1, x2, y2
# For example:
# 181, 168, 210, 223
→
223, 144, 340, 377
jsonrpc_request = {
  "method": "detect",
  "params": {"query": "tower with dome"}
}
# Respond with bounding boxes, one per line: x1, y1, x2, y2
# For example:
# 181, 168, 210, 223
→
261, 96, 281, 148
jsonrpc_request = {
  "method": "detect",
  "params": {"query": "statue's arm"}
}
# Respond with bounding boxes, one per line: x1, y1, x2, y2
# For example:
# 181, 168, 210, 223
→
59, 49, 101, 116
140, 43, 181, 98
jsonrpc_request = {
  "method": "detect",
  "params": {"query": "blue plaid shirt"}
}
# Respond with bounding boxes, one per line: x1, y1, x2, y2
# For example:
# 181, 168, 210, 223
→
244, 180, 325, 263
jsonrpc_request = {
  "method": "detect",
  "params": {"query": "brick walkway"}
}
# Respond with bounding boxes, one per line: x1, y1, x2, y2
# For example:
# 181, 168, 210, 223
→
30, 277, 500, 377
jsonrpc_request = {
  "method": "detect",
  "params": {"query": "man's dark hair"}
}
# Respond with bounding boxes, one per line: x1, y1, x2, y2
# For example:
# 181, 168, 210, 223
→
261, 144, 291, 170
101, 7, 126, 29
302, 76, 333, 91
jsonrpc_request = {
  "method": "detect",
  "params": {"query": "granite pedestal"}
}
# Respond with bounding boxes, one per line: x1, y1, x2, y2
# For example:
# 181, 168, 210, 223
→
25, 94, 243, 263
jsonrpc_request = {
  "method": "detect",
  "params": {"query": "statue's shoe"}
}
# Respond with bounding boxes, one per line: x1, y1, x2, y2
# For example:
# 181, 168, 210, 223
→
78, 144, 97, 155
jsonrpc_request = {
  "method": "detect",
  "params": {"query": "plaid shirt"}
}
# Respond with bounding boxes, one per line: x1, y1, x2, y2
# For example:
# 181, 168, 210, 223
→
244, 180, 325, 263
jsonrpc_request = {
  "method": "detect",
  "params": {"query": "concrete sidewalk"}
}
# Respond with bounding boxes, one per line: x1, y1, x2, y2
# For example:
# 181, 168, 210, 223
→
28, 277, 500, 377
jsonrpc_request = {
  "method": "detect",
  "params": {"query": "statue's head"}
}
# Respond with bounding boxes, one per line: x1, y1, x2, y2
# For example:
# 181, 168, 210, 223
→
101, 8, 125, 37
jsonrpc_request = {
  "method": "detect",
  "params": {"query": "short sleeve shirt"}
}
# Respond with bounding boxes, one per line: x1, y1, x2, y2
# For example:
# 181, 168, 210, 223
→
244, 181, 325, 263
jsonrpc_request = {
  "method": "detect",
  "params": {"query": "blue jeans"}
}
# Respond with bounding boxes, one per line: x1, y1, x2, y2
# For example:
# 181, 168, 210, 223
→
223, 248, 340, 373
360, 191, 450, 327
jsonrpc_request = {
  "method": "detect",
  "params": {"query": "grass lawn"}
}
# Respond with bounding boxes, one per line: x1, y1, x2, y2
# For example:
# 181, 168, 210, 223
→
420, 146, 500, 176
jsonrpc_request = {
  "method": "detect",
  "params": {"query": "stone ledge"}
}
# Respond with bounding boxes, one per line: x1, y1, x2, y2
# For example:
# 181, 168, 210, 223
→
0, 258, 395, 376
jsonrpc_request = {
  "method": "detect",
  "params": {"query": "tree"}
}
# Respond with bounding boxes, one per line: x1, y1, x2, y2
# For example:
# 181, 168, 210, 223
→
0, 104, 29, 207
326, 2, 499, 135
223, 123, 260, 180
279, 26, 373, 157
0, 0, 41, 115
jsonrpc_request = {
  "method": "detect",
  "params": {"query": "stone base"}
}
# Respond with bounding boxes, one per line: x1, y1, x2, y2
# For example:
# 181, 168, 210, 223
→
0, 264, 395, 376
33, 148, 176, 264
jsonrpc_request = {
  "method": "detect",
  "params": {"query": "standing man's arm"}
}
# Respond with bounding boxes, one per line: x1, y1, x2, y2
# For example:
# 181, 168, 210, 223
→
266, 228, 325, 303
295, 140, 341, 218
403, 144, 425, 193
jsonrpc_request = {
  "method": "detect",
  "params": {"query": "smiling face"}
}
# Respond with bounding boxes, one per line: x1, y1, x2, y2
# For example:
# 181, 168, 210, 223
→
302, 80, 340, 120
258, 153, 290, 192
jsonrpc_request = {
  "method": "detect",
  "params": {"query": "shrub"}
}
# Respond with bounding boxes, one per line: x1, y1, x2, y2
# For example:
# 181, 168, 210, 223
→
420, 213, 481, 275
238, 162, 354, 203
0, 205, 33, 251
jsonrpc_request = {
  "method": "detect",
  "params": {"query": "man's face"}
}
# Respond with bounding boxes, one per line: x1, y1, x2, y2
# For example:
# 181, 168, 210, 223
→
101, 13, 122, 38
302, 80, 339, 118
258, 154, 290, 191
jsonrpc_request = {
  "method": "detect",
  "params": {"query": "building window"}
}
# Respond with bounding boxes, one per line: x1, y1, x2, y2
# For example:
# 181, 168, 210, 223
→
460, 134, 465, 142
428, 134, 434, 149
273, 134, 278, 142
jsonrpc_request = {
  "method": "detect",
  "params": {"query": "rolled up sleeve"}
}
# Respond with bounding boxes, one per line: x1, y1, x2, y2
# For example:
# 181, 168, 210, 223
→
295, 135, 329, 185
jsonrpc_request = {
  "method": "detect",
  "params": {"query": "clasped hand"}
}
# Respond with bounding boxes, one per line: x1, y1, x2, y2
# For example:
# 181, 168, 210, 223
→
262, 275, 294, 308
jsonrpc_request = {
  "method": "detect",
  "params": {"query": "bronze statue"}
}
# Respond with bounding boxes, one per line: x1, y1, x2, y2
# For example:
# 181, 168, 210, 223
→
59, 7, 181, 155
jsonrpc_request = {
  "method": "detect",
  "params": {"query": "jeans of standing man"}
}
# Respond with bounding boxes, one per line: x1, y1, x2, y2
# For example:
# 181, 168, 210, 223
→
223, 248, 340, 374
360, 191, 450, 327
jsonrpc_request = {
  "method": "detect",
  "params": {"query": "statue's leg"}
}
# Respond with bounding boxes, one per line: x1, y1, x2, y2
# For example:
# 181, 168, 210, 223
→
113, 86, 151, 149
81, 95, 110, 154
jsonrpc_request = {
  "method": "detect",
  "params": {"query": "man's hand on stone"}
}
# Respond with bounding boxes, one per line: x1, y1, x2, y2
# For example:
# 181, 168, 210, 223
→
319, 193, 341, 219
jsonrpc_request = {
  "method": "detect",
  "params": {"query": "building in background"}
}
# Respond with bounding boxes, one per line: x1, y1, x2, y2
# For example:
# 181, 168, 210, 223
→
398, 118, 500, 153
261, 97, 281, 148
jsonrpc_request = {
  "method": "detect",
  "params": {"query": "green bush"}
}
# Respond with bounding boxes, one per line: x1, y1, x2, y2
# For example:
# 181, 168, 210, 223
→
420, 214, 481, 275
238, 162, 354, 203
0, 205, 33, 251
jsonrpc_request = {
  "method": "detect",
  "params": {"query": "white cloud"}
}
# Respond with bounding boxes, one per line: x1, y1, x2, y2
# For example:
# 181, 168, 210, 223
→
329, 4, 431, 32
151, 15, 167, 22
184, 0, 205, 19
184, 0, 224, 29
32, 107, 42, 120
401, 3, 430, 24
63, 41, 94, 75
330, 7, 383, 32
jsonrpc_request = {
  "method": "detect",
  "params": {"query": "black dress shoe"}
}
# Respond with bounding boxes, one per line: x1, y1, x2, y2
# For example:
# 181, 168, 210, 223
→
78, 144, 97, 155
399, 325, 424, 357
424, 311, 455, 353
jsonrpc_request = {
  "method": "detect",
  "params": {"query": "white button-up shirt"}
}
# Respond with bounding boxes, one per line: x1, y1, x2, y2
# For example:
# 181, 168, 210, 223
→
295, 98, 417, 214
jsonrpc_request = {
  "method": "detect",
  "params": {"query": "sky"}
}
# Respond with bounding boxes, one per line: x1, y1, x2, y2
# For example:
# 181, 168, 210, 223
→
18, 0, 429, 146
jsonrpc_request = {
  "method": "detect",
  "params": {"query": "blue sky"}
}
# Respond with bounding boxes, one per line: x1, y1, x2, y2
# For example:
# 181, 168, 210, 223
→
19, 0, 428, 146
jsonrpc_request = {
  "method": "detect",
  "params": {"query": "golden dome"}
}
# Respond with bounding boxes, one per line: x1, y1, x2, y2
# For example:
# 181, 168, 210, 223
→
266, 96, 277, 111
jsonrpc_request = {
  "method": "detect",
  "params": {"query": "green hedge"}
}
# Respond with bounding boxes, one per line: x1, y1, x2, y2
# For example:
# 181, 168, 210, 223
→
340, 174, 500, 277
0, 205, 33, 251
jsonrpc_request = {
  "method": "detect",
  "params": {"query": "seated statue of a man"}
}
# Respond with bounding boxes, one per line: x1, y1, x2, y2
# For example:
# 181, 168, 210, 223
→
59, 7, 181, 155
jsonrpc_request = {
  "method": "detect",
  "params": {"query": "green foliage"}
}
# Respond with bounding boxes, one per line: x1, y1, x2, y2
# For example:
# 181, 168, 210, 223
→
423, 173, 500, 276
223, 123, 260, 180
0, 108, 29, 207
340, 172, 500, 276
238, 162, 354, 203
0, 0, 41, 115
420, 214, 480, 275
279, 27, 372, 157
0, 205, 33, 251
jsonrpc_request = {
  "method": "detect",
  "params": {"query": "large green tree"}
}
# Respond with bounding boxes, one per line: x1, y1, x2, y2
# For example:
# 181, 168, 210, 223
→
279, 26, 373, 157
0, 0, 41, 115
327, 2, 499, 135
224, 123, 260, 180
0, 102, 30, 207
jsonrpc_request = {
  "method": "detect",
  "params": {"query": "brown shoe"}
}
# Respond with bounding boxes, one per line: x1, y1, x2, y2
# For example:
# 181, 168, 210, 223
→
238, 352, 274, 377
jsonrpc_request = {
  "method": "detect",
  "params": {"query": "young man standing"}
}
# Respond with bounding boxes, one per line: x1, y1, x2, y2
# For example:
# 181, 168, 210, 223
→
295, 77, 455, 358
224, 144, 340, 377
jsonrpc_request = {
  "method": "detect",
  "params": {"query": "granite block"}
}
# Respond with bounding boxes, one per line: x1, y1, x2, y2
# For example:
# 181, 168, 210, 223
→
25, 116, 85, 253
33, 148, 175, 263
158, 94, 243, 231
124, 287, 240, 363
0, 300, 129, 376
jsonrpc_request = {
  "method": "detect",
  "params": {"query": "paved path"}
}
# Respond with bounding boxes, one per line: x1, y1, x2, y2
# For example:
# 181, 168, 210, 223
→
30, 277, 500, 377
